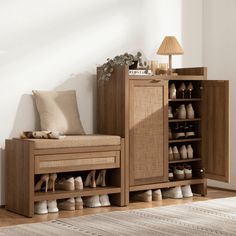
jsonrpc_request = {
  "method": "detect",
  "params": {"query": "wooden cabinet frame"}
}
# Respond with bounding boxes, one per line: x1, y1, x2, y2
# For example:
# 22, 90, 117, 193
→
97, 66, 230, 203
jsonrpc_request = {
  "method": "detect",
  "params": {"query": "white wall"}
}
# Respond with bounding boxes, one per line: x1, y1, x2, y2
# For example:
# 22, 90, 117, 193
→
203, 0, 236, 190
0, 0, 203, 205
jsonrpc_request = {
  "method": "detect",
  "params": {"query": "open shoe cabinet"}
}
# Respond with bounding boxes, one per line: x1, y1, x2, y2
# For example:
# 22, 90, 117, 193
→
5, 138, 125, 217
97, 66, 230, 204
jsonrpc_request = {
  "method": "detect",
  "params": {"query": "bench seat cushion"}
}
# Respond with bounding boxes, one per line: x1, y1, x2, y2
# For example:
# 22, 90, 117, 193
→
27, 135, 121, 149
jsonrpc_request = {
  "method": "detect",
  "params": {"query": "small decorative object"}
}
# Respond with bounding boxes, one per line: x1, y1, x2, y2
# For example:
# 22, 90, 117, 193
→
128, 69, 152, 76
150, 60, 158, 75
179, 145, 188, 160
178, 82, 186, 98
169, 83, 176, 99
157, 36, 184, 75
186, 103, 195, 119
99, 52, 142, 80
177, 104, 187, 119
158, 63, 168, 75
187, 144, 194, 159
187, 82, 194, 98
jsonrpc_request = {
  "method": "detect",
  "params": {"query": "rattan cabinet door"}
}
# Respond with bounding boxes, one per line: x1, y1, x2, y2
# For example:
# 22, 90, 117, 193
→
129, 79, 168, 186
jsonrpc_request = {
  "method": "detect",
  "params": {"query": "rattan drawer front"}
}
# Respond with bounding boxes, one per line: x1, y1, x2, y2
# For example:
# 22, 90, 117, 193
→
35, 151, 120, 174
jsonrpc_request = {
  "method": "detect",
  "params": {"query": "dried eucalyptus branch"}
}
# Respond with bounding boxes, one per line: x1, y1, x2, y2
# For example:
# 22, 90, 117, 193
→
99, 52, 142, 80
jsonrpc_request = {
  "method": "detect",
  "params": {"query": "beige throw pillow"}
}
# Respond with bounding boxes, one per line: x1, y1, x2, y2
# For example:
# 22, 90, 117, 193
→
33, 90, 85, 135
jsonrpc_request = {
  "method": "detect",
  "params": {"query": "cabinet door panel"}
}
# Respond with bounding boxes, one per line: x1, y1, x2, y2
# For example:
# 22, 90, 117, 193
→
202, 80, 230, 182
129, 80, 168, 186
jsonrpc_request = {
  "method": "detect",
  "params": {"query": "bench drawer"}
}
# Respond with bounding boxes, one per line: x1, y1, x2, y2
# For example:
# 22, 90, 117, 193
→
35, 151, 120, 174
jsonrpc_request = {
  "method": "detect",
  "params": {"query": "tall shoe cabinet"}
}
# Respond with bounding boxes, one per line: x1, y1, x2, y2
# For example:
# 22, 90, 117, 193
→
97, 66, 230, 204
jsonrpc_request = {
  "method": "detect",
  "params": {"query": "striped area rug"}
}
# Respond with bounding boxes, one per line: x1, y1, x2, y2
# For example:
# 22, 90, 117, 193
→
1, 197, 236, 236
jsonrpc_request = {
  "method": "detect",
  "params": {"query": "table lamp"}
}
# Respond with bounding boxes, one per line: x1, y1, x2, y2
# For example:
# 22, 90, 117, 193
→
157, 36, 184, 74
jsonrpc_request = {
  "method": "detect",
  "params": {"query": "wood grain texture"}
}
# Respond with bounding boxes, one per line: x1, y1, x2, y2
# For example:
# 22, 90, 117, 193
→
202, 80, 230, 182
129, 79, 168, 186
35, 151, 120, 174
5, 139, 35, 217
5, 138, 124, 217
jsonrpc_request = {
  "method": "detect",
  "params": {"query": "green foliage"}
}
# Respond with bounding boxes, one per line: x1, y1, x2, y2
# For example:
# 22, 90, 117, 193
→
99, 52, 142, 80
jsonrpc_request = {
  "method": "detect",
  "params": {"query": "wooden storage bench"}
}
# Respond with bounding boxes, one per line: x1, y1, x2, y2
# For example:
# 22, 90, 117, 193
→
5, 135, 125, 217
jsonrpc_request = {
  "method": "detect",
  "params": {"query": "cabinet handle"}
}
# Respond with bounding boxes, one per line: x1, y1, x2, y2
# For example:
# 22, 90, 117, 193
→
151, 79, 161, 83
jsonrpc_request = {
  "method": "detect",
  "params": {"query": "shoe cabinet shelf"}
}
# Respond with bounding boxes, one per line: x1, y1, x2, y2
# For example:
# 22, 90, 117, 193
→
34, 186, 121, 202
5, 137, 125, 217
97, 66, 230, 204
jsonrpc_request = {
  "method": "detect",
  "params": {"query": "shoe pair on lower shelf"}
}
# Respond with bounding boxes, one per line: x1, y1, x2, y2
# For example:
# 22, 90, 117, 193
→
132, 189, 162, 202
162, 185, 193, 199
34, 200, 58, 215
58, 197, 83, 211
83, 194, 111, 208
56, 176, 83, 191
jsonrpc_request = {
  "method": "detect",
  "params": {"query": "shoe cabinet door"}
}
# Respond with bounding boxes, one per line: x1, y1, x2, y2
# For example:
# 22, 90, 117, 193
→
202, 80, 230, 182
129, 79, 168, 186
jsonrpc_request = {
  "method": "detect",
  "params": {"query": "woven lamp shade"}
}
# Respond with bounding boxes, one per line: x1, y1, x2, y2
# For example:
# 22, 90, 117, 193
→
157, 36, 184, 55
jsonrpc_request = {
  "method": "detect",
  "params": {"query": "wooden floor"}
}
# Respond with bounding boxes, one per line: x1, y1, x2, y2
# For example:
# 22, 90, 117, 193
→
0, 187, 235, 227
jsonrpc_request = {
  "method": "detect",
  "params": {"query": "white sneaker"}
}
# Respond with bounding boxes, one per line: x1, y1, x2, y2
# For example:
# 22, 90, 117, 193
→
83, 195, 101, 208
187, 145, 194, 159
152, 189, 162, 201
75, 176, 83, 190
34, 200, 48, 214
180, 145, 188, 159
75, 197, 83, 210
181, 185, 193, 198
162, 186, 183, 199
47, 200, 58, 213
58, 198, 75, 211
132, 190, 152, 202
99, 194, 111, 206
